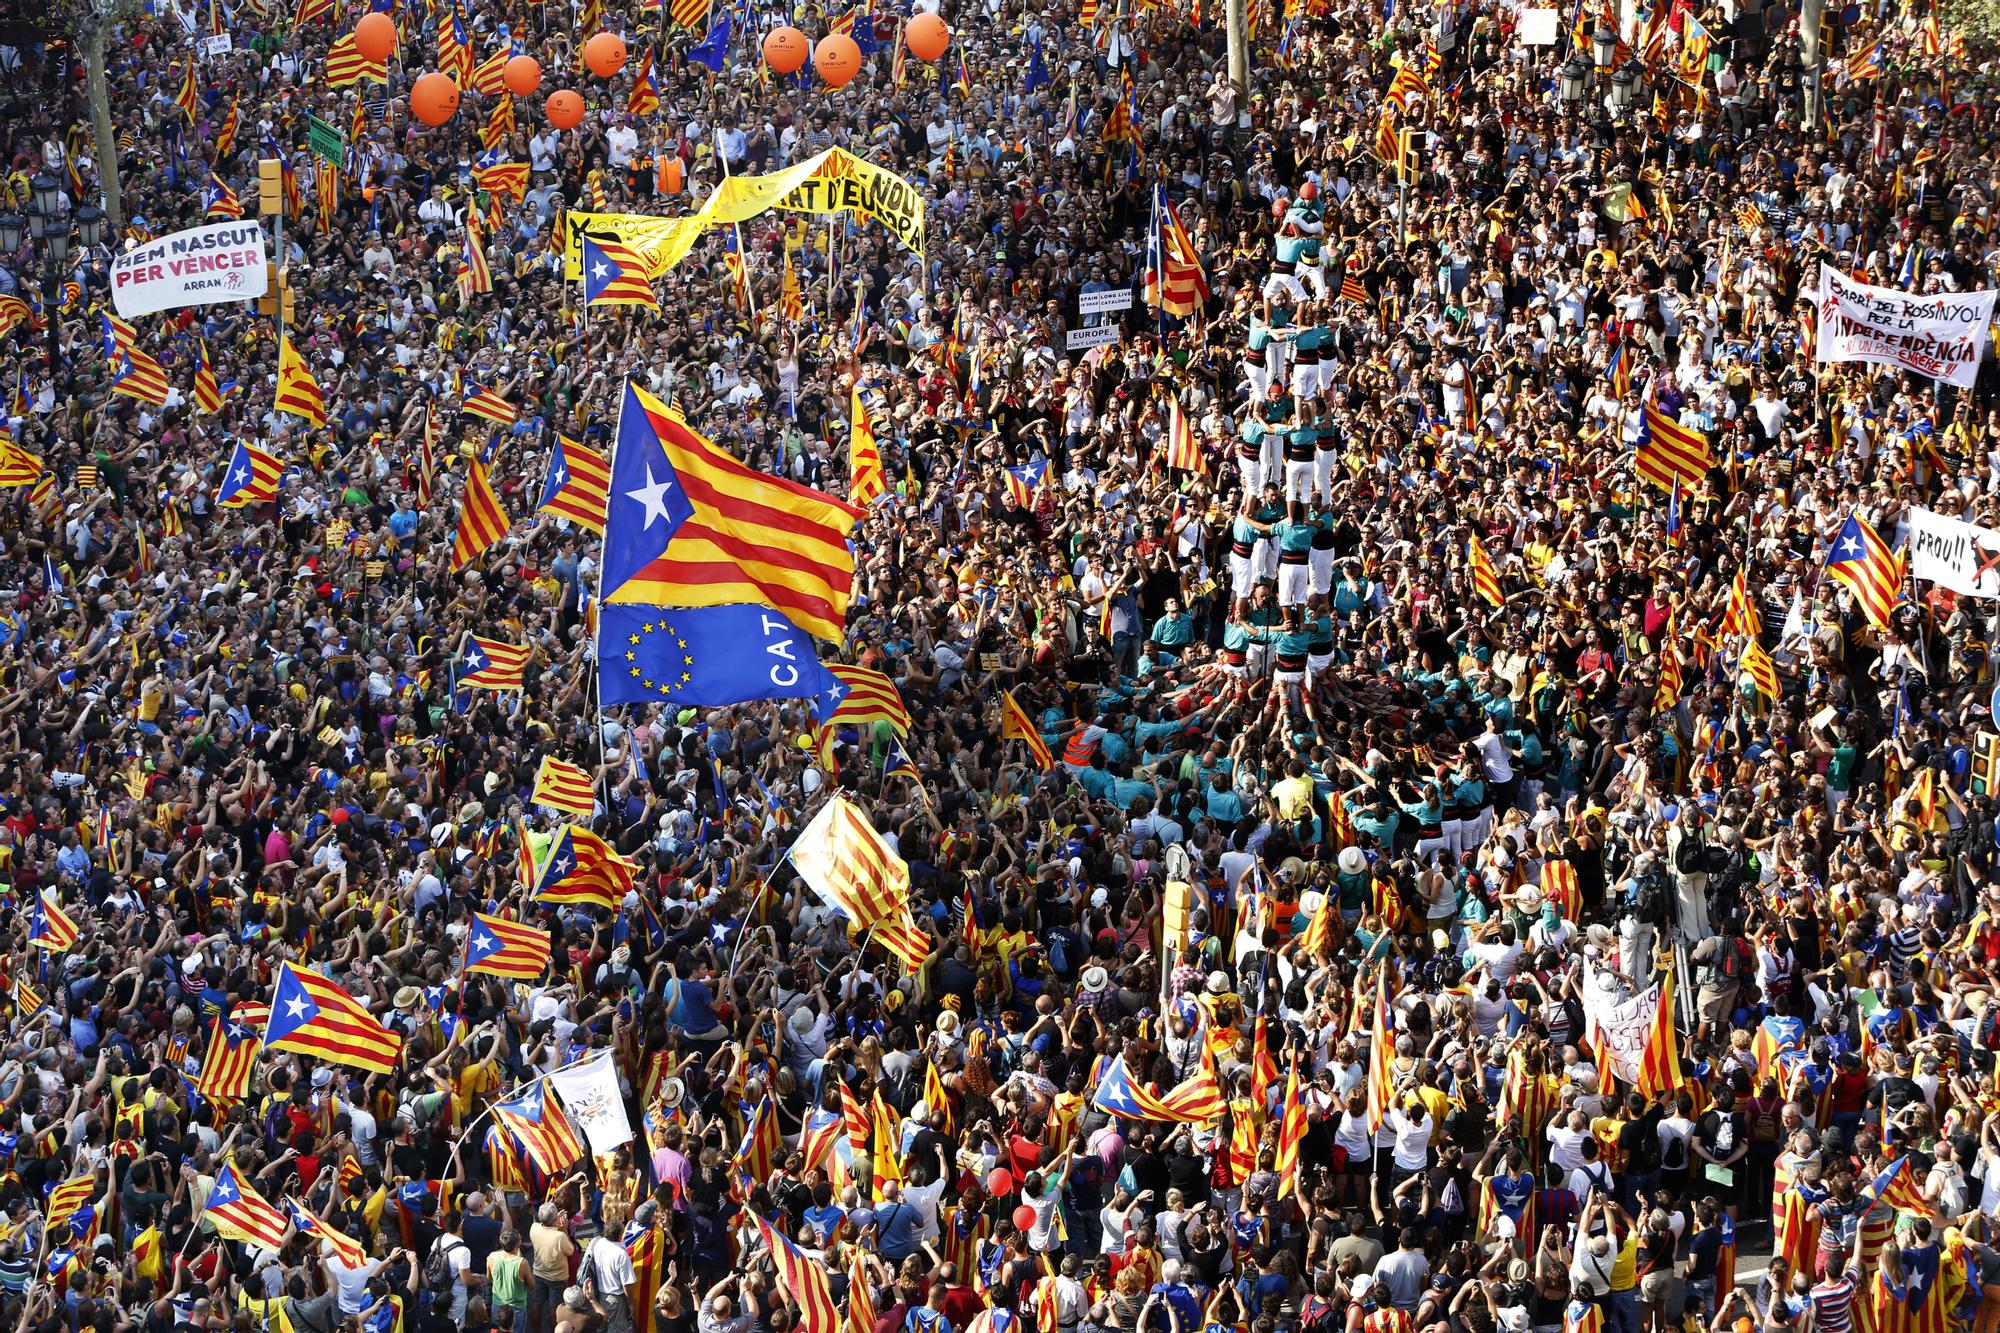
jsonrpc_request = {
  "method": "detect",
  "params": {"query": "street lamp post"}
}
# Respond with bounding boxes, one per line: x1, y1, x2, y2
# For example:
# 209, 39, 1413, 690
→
0, 175, 104, 395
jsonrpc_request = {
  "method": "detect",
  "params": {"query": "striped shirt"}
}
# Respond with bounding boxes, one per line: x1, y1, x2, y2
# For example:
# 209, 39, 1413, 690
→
1810, 1274, 1856, 1333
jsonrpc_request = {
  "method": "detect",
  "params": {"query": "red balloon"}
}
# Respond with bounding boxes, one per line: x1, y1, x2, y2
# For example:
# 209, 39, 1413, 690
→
331, 808, 351, 825
584, 31, 628, 77
502, 55, 542, 95
814, 32, 862, 87
545, 89, 584, 129
409, 71, 460, 126
353, 11, 397, 63
1011, 1205, 1037, 1232
905, 12, 949, 62
986, 1167, 1015, 1196
762, 25, 810, 74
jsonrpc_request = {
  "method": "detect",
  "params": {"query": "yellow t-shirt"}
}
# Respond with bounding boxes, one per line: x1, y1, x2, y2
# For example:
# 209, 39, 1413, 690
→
1608, 1232, 1639, 1291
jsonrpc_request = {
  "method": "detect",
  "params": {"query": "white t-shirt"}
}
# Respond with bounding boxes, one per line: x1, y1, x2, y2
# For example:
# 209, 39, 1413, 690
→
327, 1255, 385, 1314
585, 1234, 637, 1297
1388, 1109, 1432, 1171
1547, 1124, 1590, 1174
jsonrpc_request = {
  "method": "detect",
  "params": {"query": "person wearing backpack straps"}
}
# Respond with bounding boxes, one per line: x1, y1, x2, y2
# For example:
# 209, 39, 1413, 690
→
1689, 919, 1754, 1042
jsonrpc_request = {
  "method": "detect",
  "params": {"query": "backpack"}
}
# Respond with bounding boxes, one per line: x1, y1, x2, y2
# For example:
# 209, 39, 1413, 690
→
1636, 872, 1671, 927
422, 1238, 467, 1312
1718, 939, 1753, 982
1674, 832, 1706, 876
1660, 1130, 1688, 1173
1701, 844, 1732, 877
1749, 1102, 1780, 1145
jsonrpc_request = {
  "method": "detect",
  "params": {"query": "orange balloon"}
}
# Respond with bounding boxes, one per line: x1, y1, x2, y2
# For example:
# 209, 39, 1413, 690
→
353, 11, 397, 63
502, 54, 542, 95
545, 89, 585, 129
410, 71, 460, 126
583, 31, 628, 77
905, 12, 949, 62
763, 25, 810, 74
814, 33, 862, 87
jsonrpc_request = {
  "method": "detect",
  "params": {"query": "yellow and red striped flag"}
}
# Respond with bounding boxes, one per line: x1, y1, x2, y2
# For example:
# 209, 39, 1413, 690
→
822, 662, 911, 734
464, 911, 553, 980
203, 1160, 293, 1250
1467, 533, 1504, 606
450, 455, 512, 572
460, 382, 517, 425
849, 384, 886, 507
787, 795, 909, 930
492, 1084, 585, 1173
459, 220, 494, 296
275, 338, 327, 426
1821, 512, 1904, 630
602, 381, 860, 644
193, 339, 222, 414
1164, 396, 1201, 472
531, 755, 596, 819
754, 1213, 840, 1333
195, 1010, 262, 1106
537, 435, 610, 534
175, 58, 200, 121
1635, 402, 1714, 491
1365, 970, 1395, 1133
1000, 689, 1053, 769
1740, 636, 1780, 700
263, 962, 404, 1074
1634, 973, 1681, 1097
456, 633, 530, 691
323, 32, 388, 86
473, 162, 530, 202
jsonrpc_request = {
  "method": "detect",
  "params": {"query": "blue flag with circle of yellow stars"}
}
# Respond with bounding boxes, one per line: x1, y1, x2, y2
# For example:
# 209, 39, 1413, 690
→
596, 602, 838, 709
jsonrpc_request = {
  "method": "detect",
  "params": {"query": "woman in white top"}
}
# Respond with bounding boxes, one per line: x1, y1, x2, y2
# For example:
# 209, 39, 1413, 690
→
1098, 1187, 1153, 1258
1333, 1089, 1373, 1209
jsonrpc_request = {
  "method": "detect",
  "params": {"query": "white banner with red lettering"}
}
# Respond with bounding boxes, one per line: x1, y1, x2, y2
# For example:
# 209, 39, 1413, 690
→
1814, 263, 1996, 388
110, 220, 267, 318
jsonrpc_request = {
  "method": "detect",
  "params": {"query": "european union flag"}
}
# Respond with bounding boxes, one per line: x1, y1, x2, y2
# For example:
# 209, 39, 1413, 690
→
602, 382, 694, 598
1024, 40, 1050, 93
689, 12, 731, 72
597, 602, 839, 708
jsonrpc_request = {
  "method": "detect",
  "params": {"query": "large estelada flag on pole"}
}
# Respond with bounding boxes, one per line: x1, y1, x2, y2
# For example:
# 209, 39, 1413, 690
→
262, 962, 404, 1074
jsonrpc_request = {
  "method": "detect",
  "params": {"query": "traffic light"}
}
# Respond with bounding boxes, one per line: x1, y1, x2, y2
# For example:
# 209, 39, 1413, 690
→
281, 281, 297, 326
1975, 732, 1999, 795
1396, 128, 1422, 182
257, 261, 279, 315
257, 158, 283, 216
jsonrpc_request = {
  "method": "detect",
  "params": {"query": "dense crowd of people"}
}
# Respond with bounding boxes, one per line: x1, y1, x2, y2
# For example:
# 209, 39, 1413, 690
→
0, 4, 1998, 1333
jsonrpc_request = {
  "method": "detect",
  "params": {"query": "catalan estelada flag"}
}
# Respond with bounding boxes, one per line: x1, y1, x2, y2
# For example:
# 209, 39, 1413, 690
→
999, 689, 1053, 769
533, 825, 637, 910
451, 455, 512, 571
461, 382, 517, 425
1634, 402, 1714, 491
284, 1196, 369, 1268
464, 910, 553, 979
204, 1159, 293, 1250
275, 338, 327, 426
537, 435, 611, 533
262, 962, 404, 1075
530, 754, 596, 818
1822, 512, 1905, 629
29, 890, 78, 951
175, 57, 200, 120
1365, 970, 1396, 1131
819, 662, 912, 734
492, 1083, 585, 1173
195, 1011, 262, 1106
216, 441, 284, 509
602, 380, 861, 644
1467, 534, 1504, 606
457, 634, 529, 691
581, 236, 661, 311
